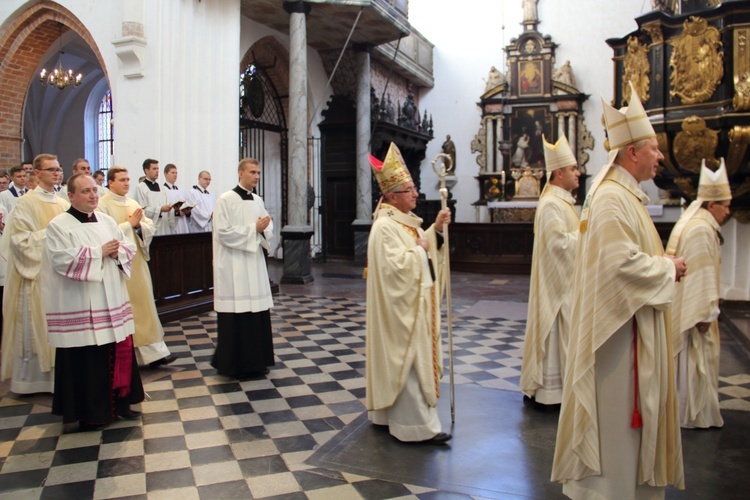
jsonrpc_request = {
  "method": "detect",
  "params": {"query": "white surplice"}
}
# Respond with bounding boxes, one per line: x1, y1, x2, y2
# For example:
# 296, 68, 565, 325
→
132, 181, 174, 236
212, 187, 273, 313
42, 211, 136, 348
187, 186, 216, 233
163, 182, 190, 234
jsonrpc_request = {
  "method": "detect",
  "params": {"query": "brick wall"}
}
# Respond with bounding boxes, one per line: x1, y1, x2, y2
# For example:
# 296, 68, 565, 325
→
0, 1, 106, 168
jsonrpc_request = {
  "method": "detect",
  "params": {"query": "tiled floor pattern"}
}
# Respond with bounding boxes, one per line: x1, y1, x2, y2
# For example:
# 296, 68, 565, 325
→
0, 292, 749, 499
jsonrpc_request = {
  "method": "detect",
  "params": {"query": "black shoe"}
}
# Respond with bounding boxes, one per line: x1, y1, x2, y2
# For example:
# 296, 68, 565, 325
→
149, 354, 178, 369
422, 432, 452, 445
117, 409, 142, 420
78, 422, 105, 432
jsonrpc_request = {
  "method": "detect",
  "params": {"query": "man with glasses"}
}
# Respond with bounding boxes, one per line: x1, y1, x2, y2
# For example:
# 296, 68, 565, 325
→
43, 174, 143, 432
187, 170, 216, 232
0, 154, 69, 394
365, 142, 452, 444
667, 160, 731, 429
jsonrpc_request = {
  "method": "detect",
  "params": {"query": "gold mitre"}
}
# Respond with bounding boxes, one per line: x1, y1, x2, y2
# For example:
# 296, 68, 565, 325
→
542, 134, 577, 172
601, 81, 655, 150
698, 158, 732, 201
369, 142, 412, 192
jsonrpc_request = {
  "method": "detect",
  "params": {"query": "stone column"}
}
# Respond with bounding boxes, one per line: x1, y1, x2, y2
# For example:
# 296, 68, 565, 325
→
352, 43, 373, 265
281, 1, 314, 284
495, 118, 503, 171
568, 113, 577, 157
486, 117, 494, 172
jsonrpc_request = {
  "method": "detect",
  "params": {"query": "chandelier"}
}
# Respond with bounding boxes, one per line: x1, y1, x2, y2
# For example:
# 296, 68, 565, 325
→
39, 23, 82, 90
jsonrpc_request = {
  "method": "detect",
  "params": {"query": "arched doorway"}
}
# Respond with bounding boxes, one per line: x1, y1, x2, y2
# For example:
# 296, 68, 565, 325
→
239, 37, 290, 258
0, 2, 107, 172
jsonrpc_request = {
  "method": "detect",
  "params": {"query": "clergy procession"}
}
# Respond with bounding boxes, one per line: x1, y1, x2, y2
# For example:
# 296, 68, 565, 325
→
0, 100, 736, 497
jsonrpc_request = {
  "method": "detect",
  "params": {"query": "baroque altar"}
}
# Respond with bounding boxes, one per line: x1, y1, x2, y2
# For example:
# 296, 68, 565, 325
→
470, 4, 594, 222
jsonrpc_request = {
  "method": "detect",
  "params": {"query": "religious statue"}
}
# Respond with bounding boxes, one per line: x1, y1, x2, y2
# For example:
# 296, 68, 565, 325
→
522, 0, 538, 23
399, 86, 419, 130
442, 135, 457, 171
380, 94, 395, 124
370, 87, 380, 122
484, 66, 506, 92
553, 60, 576, 88
512, 130, 531, 167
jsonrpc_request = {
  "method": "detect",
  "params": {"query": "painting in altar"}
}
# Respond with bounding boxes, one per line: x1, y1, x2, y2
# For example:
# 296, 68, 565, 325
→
509, 107, 552, 170
519, 60, 542, 96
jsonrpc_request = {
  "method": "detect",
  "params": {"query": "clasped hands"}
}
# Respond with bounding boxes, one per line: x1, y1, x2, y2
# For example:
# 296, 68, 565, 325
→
256, 215, 271, 232
101, 238, 120, 259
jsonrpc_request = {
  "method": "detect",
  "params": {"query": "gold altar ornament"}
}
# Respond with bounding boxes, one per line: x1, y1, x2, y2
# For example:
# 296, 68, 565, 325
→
668, 16, 723, 104
673, 116, 719, 174
622, 36, 650, 105
733, 28, 750, 111
727, 125, 750, 176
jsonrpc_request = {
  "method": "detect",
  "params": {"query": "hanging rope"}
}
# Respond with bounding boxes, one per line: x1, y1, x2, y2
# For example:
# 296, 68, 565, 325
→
307, 7, 364, 130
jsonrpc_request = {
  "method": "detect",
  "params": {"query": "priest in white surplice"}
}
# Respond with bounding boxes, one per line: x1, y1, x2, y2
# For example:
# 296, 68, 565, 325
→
0, 154, 69, 394
211, 158, 275, 379
520, 134, 580, 407
187, 170, 216, 233
44, 174, 144, 431
666, 159, 731, 429
552, 83, 686, 498
365, 143, 452, 445
162, 163, 192, 234
132, 158, 174, 236
97, 166, 177, 369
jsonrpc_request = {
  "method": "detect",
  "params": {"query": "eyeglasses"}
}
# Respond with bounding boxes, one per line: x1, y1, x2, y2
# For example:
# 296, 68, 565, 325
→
392, 187, 418, 194
39, 168, 63, 173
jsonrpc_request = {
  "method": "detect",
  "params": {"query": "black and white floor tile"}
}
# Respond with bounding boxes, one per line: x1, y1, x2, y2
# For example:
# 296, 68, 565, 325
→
1, 289, 749, 499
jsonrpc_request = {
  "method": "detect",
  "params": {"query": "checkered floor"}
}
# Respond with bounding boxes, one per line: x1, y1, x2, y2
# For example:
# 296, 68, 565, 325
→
1, 292, 749, 499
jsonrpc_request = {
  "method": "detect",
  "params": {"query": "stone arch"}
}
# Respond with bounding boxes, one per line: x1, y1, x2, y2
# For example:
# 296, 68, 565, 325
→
0, 1, 107, 167
240, 36, 290, 118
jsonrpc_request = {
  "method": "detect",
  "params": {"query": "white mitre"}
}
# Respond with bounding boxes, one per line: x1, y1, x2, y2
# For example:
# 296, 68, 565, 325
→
666, 158, 732, 255
542, 134, 577, 173
541, 134, 577, 197
579, 81, 657, 232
